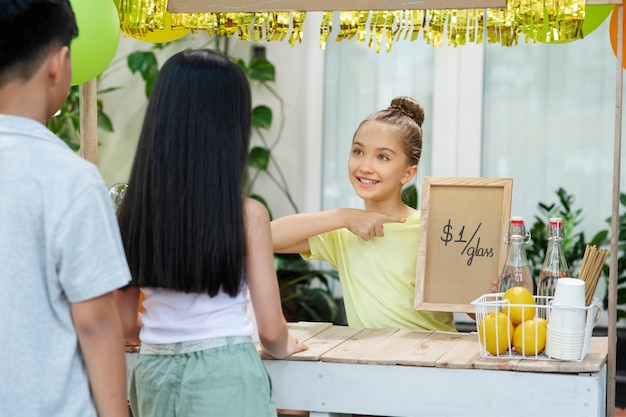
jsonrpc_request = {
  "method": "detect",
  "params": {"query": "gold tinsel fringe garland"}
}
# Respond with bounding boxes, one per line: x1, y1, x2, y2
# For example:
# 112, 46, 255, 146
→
118, 0, 586, 51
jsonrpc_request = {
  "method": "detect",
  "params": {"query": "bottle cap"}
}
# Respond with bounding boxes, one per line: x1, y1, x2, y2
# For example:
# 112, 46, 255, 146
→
510, 216, 525, 225
547, 217, 564, 240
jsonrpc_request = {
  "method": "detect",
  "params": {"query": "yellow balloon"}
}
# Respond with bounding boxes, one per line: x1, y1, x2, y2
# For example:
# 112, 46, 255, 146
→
131, 13, 190, 43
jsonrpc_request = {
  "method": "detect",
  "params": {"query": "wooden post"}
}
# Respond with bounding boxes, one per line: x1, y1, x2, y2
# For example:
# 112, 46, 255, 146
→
608, 3, 624, 417
79, 78, 98, 165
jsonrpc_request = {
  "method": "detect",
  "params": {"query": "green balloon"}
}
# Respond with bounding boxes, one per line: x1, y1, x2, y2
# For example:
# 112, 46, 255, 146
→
69, 0, 120, 85
541, 4, 613, 44
582, 4, 614, 36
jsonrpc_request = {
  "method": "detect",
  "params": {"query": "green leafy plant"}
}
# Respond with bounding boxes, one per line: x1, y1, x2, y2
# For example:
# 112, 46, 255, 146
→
233, 51, 339, 322
236, 55, 300, 215
525, 187, 607, 286
127, 49, 160, 98
46, 84, 116, 151
275, 254, 340, 322
402, 184, 419, 209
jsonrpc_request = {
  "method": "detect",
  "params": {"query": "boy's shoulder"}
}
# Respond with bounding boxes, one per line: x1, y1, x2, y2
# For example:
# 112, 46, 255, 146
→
0, 114, 105, 193
1, 115, 88, 166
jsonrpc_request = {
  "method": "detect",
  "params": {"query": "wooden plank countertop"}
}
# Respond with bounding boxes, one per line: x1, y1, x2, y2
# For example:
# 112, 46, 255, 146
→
262, 322, 608, 374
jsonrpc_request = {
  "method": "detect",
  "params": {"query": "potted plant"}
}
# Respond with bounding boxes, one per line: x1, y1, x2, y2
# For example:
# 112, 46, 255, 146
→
525, 187, 607, 280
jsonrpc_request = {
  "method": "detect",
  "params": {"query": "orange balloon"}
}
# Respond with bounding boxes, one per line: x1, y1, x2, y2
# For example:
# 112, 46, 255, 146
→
610, 5, 626, 69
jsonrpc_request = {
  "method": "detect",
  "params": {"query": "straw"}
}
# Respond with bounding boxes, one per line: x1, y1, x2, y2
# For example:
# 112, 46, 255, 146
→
587, 250, 608, 306
578, 245, 608, 306
578, 245, 592, 283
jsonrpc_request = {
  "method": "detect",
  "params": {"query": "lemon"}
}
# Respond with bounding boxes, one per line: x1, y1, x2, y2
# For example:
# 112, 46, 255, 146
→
478, 312, 514, 356
513, 319, 547, 356
502, 286, 536, 325
535, 317, 548, 329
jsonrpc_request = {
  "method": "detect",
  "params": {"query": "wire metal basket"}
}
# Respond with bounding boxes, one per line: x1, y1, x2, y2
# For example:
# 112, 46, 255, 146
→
471, 293, 600, 361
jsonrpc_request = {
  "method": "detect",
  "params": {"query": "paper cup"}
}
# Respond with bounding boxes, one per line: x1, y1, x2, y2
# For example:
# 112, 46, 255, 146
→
552, 278, 585, 307
546, 324, 585, 360
549, 303, 586, 333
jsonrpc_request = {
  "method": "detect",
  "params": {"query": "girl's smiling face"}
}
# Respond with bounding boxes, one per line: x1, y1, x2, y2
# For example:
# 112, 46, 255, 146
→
348, 121, 417, 205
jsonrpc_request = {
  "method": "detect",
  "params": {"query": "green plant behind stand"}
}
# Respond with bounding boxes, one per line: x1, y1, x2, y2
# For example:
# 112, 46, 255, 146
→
275, 254, 340, 322
402, 184, 419, 209
46, 84, 116, 150
236, 56, 300, 214
526, 188, 607, 286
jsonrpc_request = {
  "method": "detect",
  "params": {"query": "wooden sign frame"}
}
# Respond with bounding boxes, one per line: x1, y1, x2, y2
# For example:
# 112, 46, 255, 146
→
414, 177, 513, 313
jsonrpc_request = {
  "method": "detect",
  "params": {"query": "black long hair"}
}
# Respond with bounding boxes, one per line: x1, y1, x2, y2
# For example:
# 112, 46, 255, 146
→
117, 49, 252, 297
0, 0, 78, 87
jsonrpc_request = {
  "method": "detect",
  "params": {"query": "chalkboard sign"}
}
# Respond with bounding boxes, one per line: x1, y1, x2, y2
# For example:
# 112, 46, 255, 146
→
414, 177, 513, 313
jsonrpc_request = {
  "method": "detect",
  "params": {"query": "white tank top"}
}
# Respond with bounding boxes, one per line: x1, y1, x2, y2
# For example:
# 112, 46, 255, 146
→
139, 285, 253, 344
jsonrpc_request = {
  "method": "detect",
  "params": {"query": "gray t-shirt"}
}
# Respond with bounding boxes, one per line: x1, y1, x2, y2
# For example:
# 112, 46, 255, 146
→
0, 115, 131, 416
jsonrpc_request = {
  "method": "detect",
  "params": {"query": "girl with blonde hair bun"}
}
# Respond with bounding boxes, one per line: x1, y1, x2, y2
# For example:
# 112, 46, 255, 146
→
272, 96, 455, 332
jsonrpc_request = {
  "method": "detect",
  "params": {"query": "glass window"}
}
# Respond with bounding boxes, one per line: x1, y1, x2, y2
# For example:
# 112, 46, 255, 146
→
482, 20, 621, 239
323, 19, 623, 239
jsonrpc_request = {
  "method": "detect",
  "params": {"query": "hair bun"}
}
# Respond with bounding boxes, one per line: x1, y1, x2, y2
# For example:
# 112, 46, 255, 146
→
389, 96, 424, 127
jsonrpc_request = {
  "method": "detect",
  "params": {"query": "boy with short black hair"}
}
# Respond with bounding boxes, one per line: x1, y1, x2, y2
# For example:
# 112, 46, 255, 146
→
0, 1, 131, 416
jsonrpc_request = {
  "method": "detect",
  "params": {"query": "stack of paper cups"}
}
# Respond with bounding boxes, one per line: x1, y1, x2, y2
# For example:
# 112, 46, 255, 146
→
545, 278, 586, 360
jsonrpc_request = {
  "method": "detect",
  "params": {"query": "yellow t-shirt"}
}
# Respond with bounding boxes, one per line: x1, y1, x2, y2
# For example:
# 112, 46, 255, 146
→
303, 212, 456, 331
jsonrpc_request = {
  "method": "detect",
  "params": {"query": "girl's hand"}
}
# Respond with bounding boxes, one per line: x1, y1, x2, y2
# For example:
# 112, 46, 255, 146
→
343, 209, 405, 240
285, 335, 308, 357
264, 335, 308, 360
491, 276, 500, 293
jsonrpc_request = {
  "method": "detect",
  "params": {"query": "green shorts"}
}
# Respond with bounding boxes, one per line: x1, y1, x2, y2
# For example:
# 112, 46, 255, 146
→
129, 337, 277, 417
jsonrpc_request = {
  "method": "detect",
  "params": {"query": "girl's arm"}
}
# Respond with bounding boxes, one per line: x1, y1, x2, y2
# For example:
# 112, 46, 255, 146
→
244, 198, 308, 359
114, 285, 143, 344
271, 208, 406, 254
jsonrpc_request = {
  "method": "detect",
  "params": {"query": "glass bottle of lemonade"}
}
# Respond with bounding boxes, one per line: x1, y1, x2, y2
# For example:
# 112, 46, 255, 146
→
537, 217, 569, 316
497, 217, 535, 295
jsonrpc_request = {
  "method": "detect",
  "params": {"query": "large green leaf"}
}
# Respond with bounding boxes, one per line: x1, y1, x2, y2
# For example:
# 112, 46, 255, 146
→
401, 184, 418, 209
248, 146, 270, 171
252, 105, 272, 129
96, 98, 114, 132
275, 253, 340, 323
97, 111, 114, 132
127, 51, 159, 98
234, 58, 247, 74
248, 58, 275, 82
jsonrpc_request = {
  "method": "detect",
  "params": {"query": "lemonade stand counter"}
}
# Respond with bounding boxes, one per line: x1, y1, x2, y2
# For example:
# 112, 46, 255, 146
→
124, 321, 607, 416
260, 322, 608, 417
